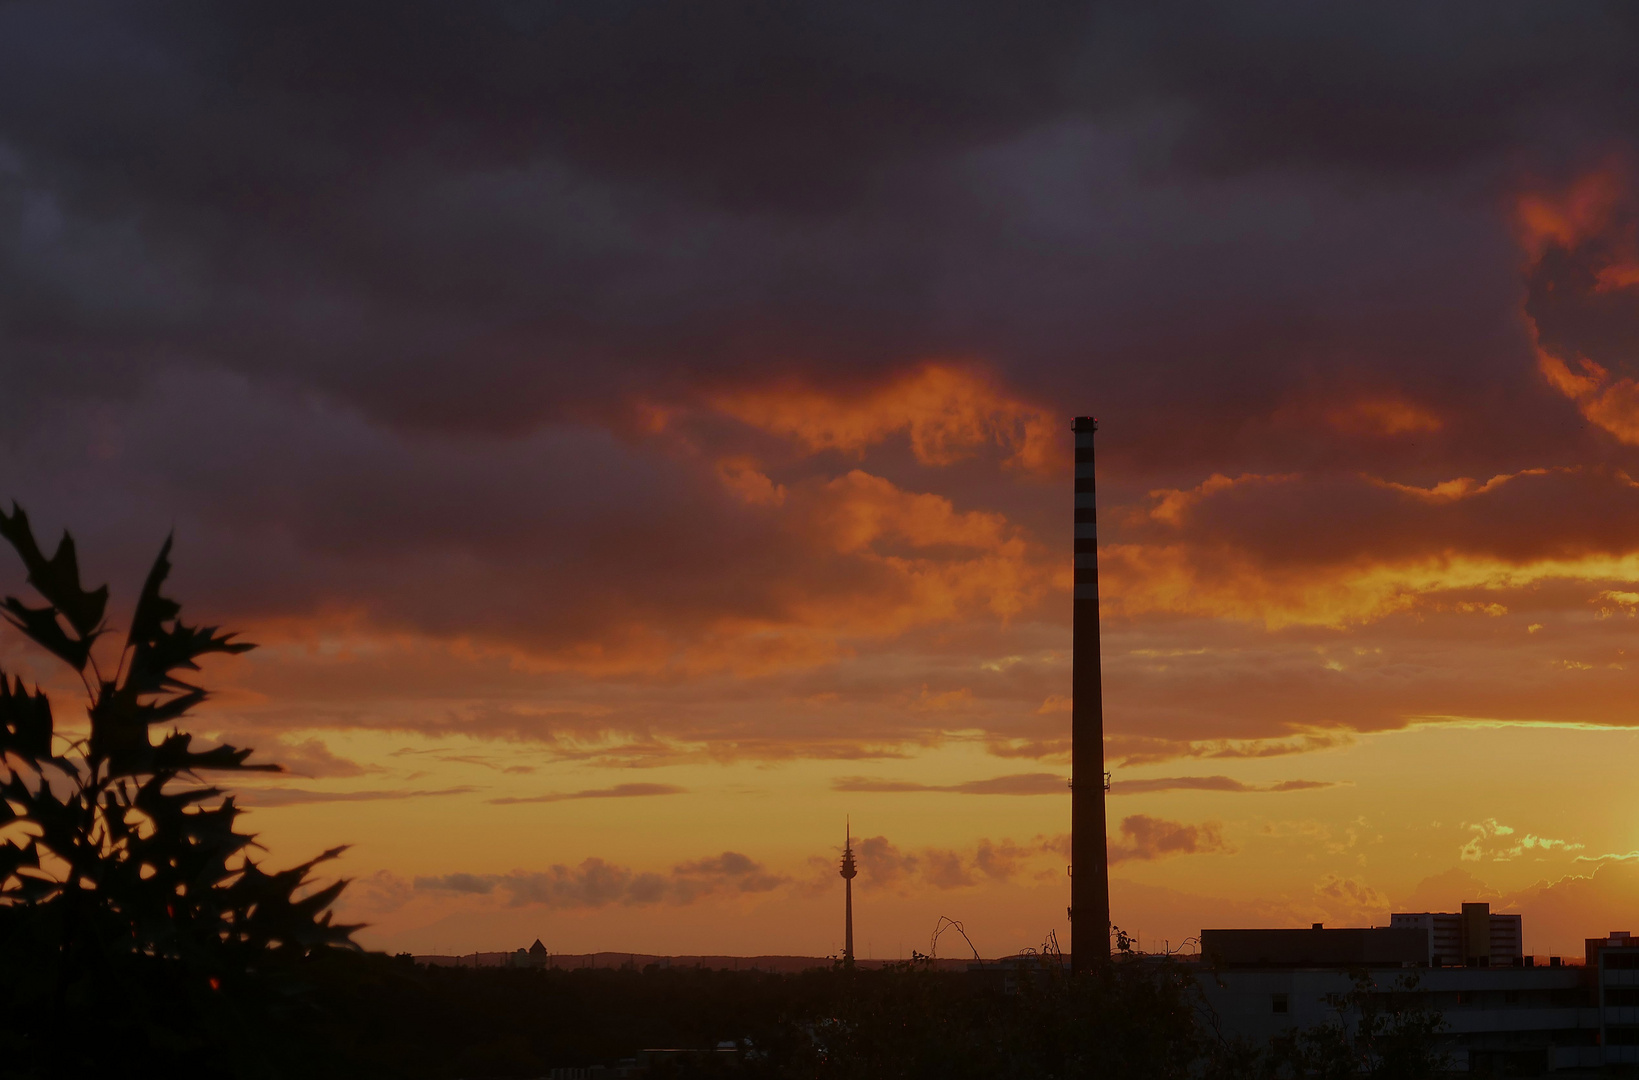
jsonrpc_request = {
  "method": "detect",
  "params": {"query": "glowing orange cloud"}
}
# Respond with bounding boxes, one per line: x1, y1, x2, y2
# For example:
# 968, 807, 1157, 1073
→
706, 364, 1060, 472
1596, 262, 1639, 292
1518, 167, 1639, 444
1516, 167, 1625, 259
1145, 473, 1295, 526
788, 469, 1050, 630
586, 364, 1066, 677
1367, 470, 1546, 503
1101, 541, 1639, 628
1532, 341, 1639, 446
1326, 396, 1442, 436
227, 466, 1054, 687
715, 457, 787, 506
1104, 468, 1639, 628
814, 469, 1015, 555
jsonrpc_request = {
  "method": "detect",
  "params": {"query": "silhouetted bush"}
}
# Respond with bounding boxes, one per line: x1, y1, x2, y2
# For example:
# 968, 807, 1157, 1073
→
0, 506, 356, 1077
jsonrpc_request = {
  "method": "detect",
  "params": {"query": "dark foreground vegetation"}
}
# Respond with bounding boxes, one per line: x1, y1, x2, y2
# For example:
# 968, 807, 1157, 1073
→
0, 946, 1453, 1079
1, 950, 1198, 1078
0, 508, 1446, 1079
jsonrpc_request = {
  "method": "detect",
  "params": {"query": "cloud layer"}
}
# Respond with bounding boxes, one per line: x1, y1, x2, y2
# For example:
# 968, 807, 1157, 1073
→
833, 773, 1066, 796
1108, 815, 1232, 864
1, 5, 1638, 765
414, 852, 787, 909
7, 1, 1639, 955
487, 783, 686, 806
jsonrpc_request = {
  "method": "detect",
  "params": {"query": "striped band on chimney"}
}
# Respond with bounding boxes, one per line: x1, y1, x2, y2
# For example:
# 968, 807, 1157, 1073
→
1073, 425, 1098, 596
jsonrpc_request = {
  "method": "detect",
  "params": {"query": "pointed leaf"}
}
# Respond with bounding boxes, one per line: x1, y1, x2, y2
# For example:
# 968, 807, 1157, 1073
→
0, 503, 107, 640
133, 686, 206, 728
0, 597, 91, 671
152, 731, 281, 773
0, 670, 54, 762
126, 535, 180, 647
126, 622, 253, 701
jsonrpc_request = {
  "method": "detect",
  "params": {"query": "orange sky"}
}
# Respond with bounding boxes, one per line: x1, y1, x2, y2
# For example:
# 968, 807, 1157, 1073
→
4, 169, 1630, 960
8, 11, 1639, 962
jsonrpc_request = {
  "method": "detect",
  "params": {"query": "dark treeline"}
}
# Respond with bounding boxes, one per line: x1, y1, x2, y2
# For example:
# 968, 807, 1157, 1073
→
0, 948, 1204, 1078
0, 945, 1446, 1078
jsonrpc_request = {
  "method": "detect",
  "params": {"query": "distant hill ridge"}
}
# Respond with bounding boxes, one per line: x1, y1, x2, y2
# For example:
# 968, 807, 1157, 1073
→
411, 951, 982, 973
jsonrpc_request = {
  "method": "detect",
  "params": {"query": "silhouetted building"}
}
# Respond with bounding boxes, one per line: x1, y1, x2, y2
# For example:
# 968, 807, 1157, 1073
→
507, 937, 549, 969
1207, 902, 1524, 970
1202, 925, 1428, 968
1193, 900, 1637, 1072
1391, 901, 1522, 966
1585, 929, 1636, 968
1588, 932, 1639, 1063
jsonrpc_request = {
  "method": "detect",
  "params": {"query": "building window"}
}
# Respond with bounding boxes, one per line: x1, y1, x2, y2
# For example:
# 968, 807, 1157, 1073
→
1272, 994, 1289, 1015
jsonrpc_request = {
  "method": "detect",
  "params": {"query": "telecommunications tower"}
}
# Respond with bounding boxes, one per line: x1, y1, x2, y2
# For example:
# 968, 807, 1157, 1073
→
840, 820, 857, 968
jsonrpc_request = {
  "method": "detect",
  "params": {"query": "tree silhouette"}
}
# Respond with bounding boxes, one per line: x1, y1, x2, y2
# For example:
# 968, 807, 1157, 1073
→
0, 504, 356, 1075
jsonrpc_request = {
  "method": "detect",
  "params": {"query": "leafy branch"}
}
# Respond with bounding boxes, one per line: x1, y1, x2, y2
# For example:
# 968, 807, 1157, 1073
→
0, 503, 357, 995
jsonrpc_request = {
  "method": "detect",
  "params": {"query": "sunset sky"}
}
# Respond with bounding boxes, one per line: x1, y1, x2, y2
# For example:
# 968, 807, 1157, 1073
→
8, 3, 1639, 960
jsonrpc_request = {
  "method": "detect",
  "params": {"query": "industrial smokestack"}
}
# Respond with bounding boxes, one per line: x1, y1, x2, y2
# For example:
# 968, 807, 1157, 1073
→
1070, 416, 1109, 973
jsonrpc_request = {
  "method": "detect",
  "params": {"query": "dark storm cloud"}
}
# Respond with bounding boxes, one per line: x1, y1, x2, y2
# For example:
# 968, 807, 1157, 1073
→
0, 0, 1099, 432
0, 1, 1098, 210
1102, 4, 1639, 178
4, 1, 1638, 444
6, 1, 1639, 762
